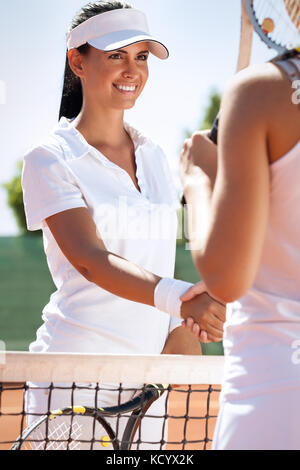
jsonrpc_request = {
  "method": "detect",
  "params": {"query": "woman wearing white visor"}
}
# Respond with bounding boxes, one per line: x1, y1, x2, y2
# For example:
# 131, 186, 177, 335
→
22, 1, 226, 450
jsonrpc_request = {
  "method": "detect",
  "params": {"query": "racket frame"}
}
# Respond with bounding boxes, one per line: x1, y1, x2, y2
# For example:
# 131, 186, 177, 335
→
10, 383, 166, 451
237, 0, 254, 71
242, 0, 298, 54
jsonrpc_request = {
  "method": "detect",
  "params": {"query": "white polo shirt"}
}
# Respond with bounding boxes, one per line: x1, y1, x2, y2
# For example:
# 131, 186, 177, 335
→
21, 117, 181, 355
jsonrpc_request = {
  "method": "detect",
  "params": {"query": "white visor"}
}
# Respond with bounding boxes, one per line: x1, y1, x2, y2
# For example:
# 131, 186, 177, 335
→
67, 8, 169, 60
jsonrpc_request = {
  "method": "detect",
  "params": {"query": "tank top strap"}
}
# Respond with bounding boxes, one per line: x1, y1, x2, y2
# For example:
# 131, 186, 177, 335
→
271, 52, 300, 84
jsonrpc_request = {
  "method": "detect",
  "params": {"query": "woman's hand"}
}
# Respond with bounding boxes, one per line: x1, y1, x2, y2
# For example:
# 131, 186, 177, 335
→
180, 282, 226, 343
182, 318, 210, 344
180, 131, 218, 198
180, 281, 209, 343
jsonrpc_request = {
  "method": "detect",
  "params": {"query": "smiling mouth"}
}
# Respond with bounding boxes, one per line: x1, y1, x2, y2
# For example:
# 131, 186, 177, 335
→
113, 84, 138, 94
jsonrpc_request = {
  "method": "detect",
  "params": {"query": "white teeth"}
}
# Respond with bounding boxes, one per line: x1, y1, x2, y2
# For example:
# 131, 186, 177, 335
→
116, 85, 136, 91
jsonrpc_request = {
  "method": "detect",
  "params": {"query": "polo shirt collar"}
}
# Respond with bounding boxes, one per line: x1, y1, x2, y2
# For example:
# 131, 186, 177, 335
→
54, 117, 148, 163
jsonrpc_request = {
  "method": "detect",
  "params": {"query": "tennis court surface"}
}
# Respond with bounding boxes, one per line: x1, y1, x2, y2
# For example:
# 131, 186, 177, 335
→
0, 353, 224, 450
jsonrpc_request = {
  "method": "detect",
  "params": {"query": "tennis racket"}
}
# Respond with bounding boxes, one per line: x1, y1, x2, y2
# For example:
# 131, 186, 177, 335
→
10, 383, 166, 451
209, 0, 254, 144
210, 0, 300, 145
181, 0, 300, 205
181, 1, 254, 205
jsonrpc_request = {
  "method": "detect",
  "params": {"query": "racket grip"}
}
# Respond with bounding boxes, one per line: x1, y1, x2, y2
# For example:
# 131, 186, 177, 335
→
181, 115, 219, 206
209, 115, 219, 145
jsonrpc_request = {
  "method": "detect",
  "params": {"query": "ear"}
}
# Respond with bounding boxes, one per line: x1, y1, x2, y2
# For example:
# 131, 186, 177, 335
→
68, 49, 85, 78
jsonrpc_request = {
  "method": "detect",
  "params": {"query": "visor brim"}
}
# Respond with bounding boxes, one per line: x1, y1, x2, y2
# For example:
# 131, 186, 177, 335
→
87, 30, 169, 60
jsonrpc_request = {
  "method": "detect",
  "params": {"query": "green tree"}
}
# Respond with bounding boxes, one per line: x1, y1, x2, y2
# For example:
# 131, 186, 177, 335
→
2, 161, 41, 237
200, 89, 221, 130
183, 88, 221, 140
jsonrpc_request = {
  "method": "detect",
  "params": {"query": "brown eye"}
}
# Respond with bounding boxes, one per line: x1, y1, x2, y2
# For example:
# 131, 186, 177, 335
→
108, 53, 122, 60
137, 54, 149, 61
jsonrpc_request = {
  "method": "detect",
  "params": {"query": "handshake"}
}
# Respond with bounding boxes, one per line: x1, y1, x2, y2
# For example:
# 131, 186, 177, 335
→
155, 279, 226, 344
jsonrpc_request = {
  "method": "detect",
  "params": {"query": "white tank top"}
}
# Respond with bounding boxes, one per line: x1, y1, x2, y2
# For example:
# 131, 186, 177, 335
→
221, 131, 300, 400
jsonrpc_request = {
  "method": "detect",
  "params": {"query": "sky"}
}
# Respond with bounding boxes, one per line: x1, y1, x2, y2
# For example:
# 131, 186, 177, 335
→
0, 0, 274, 236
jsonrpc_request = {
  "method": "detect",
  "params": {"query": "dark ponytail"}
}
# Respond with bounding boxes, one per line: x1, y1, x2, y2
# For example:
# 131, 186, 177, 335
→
59, 1, 132, 121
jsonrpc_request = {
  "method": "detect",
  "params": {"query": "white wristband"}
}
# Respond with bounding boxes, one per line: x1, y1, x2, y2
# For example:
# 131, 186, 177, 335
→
154, 278, 193, 318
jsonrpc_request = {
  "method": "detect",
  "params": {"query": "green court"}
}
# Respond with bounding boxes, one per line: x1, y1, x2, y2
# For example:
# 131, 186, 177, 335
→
0, 236, 223, 355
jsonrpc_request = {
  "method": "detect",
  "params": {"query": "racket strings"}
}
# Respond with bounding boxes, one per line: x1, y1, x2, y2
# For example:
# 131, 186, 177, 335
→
251, 0, 300, 50
28, 420, 83, 450
285, 0, 300, 30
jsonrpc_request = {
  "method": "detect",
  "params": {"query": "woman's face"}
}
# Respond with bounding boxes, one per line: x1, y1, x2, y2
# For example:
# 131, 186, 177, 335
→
70, 41, 150, 111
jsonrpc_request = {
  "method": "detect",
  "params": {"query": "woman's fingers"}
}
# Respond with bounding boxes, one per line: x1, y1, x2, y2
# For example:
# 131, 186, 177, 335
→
182, 318, 203, 340
185, 314, 223, 342
200, 330, 209, 343
181, 319, 220, 343
204, 320, 224, 339
186, 317, 195, 333
205, 316, 224, 333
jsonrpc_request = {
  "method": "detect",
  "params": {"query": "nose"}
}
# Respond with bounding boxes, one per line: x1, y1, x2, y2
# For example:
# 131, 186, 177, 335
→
122, 58, 139, 79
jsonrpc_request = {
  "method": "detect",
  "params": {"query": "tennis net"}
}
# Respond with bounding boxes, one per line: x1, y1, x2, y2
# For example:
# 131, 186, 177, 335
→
0, 352, 224, 451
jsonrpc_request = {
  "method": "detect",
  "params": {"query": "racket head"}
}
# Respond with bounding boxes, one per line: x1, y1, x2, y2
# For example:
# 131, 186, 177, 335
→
243, 0, 300, 54
209, 1, 255, 145
10, 406, 118, 451
11, 384, 166, 451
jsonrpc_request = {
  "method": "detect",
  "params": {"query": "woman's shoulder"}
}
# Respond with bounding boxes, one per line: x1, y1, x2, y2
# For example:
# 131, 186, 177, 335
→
23, 118, 76, 165
229, 62, 286, 87
221, 61, 297, 129
23, 138, 65, 170
224, 62, 292, 106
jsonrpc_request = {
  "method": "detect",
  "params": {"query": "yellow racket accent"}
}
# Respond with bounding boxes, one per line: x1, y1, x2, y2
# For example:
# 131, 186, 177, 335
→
148, 383, 169, 396
72, 406, 86, 414
49, 409, 63, 420
49, 406, 86, 419
101, 435, 111, 448
98, 407, 104, 411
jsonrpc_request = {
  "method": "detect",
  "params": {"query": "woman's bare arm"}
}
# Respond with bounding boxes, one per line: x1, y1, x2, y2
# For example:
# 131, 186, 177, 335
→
161, 325, 202, 355
46, 207, 225, 341
181, 66, 273, 304
182, 63, 300, 304
46, 207, 159, 306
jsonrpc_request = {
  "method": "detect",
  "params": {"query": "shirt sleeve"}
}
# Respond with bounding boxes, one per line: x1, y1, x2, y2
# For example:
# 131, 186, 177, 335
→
22, 144, 88, 231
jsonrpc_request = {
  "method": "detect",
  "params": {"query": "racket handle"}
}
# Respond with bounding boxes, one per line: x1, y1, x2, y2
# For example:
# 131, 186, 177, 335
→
209, 115, 219, 145
181, 115, 220, 206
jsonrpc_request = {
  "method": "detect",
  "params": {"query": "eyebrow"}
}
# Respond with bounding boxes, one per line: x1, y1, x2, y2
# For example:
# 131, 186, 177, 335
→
112, 49, 150, 54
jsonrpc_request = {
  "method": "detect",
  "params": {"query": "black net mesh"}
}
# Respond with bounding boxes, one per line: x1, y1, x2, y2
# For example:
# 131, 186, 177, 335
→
0, 382, 221, 451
